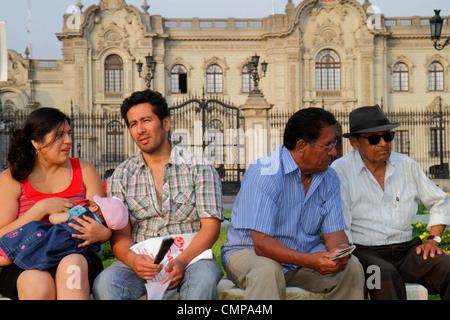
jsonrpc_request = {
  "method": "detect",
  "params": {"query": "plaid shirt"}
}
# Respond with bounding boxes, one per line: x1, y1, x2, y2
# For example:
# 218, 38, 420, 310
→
108, 145, 223, 243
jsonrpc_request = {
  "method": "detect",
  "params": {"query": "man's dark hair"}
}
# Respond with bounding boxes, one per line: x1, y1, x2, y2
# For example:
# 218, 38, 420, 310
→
283, 107, 337, 150
121, 89, 169, 126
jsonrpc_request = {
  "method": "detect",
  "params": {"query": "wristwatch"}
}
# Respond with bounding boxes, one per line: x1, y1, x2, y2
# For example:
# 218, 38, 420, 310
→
427, 235, 442, 244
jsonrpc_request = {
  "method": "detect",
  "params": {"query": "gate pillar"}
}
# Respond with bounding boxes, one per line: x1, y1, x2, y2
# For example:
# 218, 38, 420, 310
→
240, 93, 273, 168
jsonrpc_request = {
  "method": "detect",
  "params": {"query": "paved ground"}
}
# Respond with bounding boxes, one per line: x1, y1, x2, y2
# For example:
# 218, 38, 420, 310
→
413, 214, 429, 224
223, 195, 236, 210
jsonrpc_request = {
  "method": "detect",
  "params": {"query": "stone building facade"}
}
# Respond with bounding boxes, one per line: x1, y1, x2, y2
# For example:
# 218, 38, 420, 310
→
2, 0, 449, 114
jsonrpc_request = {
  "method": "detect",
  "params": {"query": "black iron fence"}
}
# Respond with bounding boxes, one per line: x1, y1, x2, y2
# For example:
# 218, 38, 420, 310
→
268, 109, 450, 179
169, 95, 245, 194
0, 110, 129, 180
1, 108, 449, 183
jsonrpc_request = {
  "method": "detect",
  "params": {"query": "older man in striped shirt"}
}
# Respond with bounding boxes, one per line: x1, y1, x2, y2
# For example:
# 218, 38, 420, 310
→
221, 108, 365, 300
332, 105, 450, 300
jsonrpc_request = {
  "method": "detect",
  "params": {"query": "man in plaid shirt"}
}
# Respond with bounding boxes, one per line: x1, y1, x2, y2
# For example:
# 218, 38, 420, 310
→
93, 90, 224, 300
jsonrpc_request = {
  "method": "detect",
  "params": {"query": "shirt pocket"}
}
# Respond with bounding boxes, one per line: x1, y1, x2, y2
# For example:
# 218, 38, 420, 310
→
127, 196, 156, 222
9, 224, 46, 257
302, 203, 326, 235
172, 190, 196, 222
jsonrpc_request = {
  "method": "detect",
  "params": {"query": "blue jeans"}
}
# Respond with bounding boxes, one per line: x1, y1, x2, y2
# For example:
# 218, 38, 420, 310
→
0, 210, 101, 270
93, 258, 223, 300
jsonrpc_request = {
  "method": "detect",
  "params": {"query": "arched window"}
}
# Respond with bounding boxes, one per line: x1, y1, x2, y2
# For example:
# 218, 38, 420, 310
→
315, 49, 341, 91
393, 62, 409, 92
106, 120, 124, 162
171, 64, 188, 94
105, 54, 123, 93
428, 62, 444, 91
206, 64, 223, 93
241, 64, 255, 93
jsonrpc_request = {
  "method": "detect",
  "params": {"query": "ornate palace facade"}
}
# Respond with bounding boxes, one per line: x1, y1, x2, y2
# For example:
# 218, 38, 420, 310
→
2, 0, 449, 114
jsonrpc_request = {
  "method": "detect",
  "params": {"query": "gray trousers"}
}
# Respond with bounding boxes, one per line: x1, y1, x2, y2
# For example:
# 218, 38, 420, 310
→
224, 248, 365, 300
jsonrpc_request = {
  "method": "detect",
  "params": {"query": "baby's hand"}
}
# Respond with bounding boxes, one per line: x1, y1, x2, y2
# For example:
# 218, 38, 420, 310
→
48, 212, 70, 225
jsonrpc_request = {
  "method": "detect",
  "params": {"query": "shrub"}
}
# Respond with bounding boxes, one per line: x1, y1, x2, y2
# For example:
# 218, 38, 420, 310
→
412, 222, 450, 252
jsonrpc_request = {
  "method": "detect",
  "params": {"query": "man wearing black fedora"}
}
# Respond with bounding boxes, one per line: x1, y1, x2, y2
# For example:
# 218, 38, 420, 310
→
332, 105, 450, 300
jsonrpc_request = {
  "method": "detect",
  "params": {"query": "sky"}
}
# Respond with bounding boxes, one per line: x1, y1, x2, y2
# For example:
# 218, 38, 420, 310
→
0, 0, 448, 59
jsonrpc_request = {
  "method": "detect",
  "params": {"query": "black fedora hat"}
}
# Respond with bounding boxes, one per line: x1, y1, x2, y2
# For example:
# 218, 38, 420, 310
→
342, 105, 400, 138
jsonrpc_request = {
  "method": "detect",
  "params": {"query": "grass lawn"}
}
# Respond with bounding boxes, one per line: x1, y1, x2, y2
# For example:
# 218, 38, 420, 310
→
212, 209, 231, 278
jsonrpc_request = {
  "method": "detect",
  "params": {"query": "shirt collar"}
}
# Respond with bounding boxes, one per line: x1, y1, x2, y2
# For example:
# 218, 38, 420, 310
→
353, 151, 366, 174
280, 145, 328, 178
281, 145, 299, 174
353, 150, 395, 175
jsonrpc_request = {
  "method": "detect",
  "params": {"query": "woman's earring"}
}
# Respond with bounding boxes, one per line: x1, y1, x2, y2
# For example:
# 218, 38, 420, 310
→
35, 147, 40, 154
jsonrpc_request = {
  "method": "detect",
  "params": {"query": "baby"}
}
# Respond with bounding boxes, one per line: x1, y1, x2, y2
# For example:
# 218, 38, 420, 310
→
0, 195, 128, 270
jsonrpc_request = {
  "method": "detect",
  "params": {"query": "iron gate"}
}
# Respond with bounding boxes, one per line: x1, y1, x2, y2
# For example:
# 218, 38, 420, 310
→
169, 95, 245, 194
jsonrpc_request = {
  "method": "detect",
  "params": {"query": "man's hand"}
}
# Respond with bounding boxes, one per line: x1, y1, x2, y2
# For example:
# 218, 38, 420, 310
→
130, 254, 163, 280
252, 230, 349, 275
416, 240, 448, 260
162, 258, 185, 289
306, 250, 349, 275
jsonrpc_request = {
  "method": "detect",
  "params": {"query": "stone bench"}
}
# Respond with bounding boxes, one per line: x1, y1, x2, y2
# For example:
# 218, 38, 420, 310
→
216, 279, 325, 300
0, 280, 428, 300
215, 279, 429, 300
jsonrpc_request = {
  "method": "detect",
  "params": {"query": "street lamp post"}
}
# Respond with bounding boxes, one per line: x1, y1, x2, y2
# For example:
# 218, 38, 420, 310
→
136, 53, 157, 89
0, 99, 4, 134
437, 97, 445, 178
431, 96, 446, 178
430, 9, 450, 50
248, 53, 268, 95
0, 99, 5, 171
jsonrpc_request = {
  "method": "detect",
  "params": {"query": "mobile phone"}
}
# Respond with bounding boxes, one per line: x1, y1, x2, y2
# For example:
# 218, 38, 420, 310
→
329, 245, 355, 261
154, 237, 174, 264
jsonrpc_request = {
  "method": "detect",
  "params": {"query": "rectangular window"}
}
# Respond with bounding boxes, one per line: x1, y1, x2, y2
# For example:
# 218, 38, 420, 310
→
242, 72, 251, 93
207, 74, 222, 93
430, 126, 445, 158
105, 69, 123, 92
393, 130, 410, 155
171, 73, 187, 94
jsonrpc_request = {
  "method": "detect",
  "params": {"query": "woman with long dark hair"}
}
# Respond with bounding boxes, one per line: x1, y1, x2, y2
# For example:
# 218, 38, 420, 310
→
0, 107, 111, 299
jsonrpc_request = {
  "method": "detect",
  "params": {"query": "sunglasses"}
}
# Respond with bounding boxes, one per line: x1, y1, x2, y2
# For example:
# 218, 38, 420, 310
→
358, 131, 395, 145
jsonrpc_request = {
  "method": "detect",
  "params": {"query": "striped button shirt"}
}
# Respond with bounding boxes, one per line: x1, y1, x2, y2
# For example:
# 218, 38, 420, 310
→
331, 150, 450, 246
221, 146, 345, 273
108, 145, 223, 243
